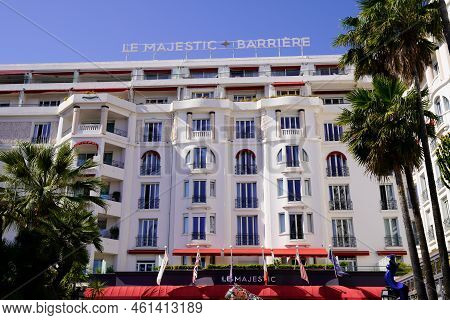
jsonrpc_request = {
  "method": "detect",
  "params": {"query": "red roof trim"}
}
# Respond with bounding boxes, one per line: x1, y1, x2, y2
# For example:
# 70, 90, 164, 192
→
0, 70, 27, 75
0, 90, 21, 94
79, 70, 131, 75
72, 88, 128, 93
143, 69, 171, 73
32, 71, 74, 76
172, 248, 222, 256
225, 86, 265, 91
376, 250, 408, 256
332, 250, 370, 256
25, 89, 69, 94
73, 141, 99, 149
273, 81, 305, 87
186, 84, 217, 89
128, 249, 165, 255
86, 285, 383, 300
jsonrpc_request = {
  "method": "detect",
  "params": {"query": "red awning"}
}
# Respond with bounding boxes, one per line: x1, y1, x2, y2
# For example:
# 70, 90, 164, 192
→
172, 248, 222, 256
332, 250, 370, 256
32, 71, 74, 76
272, 81, 305, 87
25, 89, 69, 94
127, 249, 165, 255
134, 87, 178, 92
225, 86, 265, 91
272, 248, 328, 257
73, 141, 99, 149
223, 248, 272, 256
0, 90, 20, 94
0, 70, 27, 75
85, 285, 383, 300
143, 69, 171, 73
79, 70, 131, 75
376, 250, 408, 256
72, 88, 128, 93
315, 64, 339, 68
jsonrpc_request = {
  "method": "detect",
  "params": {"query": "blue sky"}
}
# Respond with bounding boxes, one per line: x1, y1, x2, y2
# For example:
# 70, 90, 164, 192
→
0, 0, 359, 64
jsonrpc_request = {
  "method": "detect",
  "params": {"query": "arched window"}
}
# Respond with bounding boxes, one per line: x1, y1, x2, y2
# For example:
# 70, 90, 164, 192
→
141, 151, 160, 175
443, 96, 450, 112
326, 152, 349, 177
186, 147, 215, 169
435, 97, 442, 115
235, 149, 257, 174
301, 148, 309, 162
277, 149, 283, 163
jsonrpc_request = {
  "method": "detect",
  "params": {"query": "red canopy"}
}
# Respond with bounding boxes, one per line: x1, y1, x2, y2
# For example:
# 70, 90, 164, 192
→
85, 285, 383, 300
172, 248, 222, 256
223, 248, 272, 256
376, 250, 408, 256
272, 81, 305, 87
272, 248, 327, 257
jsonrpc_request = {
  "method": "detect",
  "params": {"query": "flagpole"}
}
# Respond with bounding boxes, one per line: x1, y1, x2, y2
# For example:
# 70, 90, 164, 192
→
295, 245, 298, 270
229, 245, 233, 283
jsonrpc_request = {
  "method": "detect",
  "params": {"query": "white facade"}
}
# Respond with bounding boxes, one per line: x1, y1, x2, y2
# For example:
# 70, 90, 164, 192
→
0, 55, 412, 273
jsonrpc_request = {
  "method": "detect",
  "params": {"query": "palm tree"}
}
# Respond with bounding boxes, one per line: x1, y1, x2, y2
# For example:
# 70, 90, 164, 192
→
437, 0, 450, 53
437, 134, 450, 188
86, 279, 106, 300
337, 76, 436, 299
334, 0, 450, 298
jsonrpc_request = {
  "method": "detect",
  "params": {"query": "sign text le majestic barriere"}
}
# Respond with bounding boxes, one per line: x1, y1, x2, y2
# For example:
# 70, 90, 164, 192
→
122, 37, 310, 53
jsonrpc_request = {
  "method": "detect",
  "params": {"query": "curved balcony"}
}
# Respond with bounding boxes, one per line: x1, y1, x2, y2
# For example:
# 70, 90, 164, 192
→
235, 197, 258, 209
235, 164, 257, 175
140, 165, 161, 176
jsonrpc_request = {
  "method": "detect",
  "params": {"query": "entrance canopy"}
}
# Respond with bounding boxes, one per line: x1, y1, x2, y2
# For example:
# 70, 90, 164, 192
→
172, 247, 328, 257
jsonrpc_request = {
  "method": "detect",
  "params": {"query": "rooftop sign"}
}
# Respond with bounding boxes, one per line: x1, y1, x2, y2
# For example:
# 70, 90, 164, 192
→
122, 37, 310, 58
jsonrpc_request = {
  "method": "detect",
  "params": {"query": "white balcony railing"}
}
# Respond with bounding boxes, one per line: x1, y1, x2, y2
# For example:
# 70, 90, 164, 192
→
281, 128, 303, 136
78, 123, 100, 133
192, 130, 211, 138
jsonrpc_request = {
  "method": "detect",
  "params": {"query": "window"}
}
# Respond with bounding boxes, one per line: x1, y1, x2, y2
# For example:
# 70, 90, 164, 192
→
277, 149, 283, 163
289, 214, 304, 240
234, 95, 256, 102
77, 153, 95, 166
190, 70, 218, 78
192, 92, 214, 99
144, 71, 171, 80
279, 213, 286, 233
236, 182, 258, 208
141, 151, 160, 175
136, 260, 155, 272
304, 179, 311, 196
193, 147, 207, 169
235, 149, 256, 174
301, 149, 309, 162
0, 101, 10, 107
237, 216, 259, 245
380, 184, 397, 210
324, 123, 343, 141
329, 185, 352, 210
192, 119, 210, 131
93, 259, 104, 274
192, 215, 206, 240
323, 97, 345, 105
146, 97, 168, 104
236, 120, 255, 138
432, 60, 439, 77
271, 67, 300, 76
32, 123, 51, 144
193, 180, 207, 203
230, 69, 258, 77
286, 145, 300, 167
39, 100, 60, 107
209, 214, 216, 234
315, 65, 341, 75
443, 96, 450, 112
277, 179, 284, 197
276, 89, 300, 96
144, 122, 162, 142
384, 218, 401, 246
332, 218, 355, 247
441, 197, 450, 220
287, 179, 301, 202
281, 116, 300, 129
326, 152, 348, 176
339, 257, 357, 271
137, 219, 158, 247
210, 181, 216, 197
420, 175, 429, 202
183, 180, 189, 197
139, 183, 160, 209
307, 213, 314, 233
183, 215, 189, 234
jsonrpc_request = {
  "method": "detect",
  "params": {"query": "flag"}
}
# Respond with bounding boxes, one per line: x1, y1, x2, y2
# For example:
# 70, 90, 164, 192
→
262, 248, 268, 285
328, 247, 348, 277
295, 248, 309, 284
192, 249, 201, 284
156, 249, 169, 285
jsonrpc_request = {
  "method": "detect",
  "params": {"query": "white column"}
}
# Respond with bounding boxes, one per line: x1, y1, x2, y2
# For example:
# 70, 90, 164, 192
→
127, 113, 136, 143
73, 70, 79, 83
100, 105, 109, 134
299, 109, 306, 137
275, 110, 281, 137
56, 117, 64, 141
71, 106, 80, 134
18, 90, 25, 107
186, 112, 192, 140
210, 112, 216, 141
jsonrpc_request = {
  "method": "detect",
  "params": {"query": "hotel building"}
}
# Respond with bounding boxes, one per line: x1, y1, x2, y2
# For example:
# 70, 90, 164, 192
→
0, 55, 417, 274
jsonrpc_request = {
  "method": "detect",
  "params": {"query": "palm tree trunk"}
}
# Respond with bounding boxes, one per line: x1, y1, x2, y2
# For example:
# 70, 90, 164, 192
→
438, 0, 450, 54
394, 167, 428, 299
413, 69, 450, 299
404, 166, 438, 299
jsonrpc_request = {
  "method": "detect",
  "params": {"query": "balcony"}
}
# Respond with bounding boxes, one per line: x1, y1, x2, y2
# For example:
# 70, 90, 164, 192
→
235, 197, 258, 209
78, 123, 100, 134
385, 235, 402, 247
332, 236, 356, 248
235, 164, 257, 175
140, 165, 161, 176
106, 127, 128, 137
192, 195, 207, 204
103, 159, 124, 169
381, 199, 398, 211
142, 134, 162, 143
428, 227, 435, 241
286, 160, 301, 168
31, 136, 50, 144
281, 128, 303, 136
136, 236, 158, 247
329, 200, 353, 211
236, 234, 259, 246
326, 166, 350, 177
191, 232, 206, 240
101, 193, 121, 202
99, 237, 119, 255
138, 198, 160, 209
313, 68, 346, 76
192, 130, 211, 139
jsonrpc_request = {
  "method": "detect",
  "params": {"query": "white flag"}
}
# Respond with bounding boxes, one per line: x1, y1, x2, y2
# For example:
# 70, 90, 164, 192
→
192, 250, 201, 284
156, 250, 169, 285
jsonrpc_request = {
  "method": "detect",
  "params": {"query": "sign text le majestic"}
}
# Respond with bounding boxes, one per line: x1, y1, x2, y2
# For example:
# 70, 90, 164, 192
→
122, 37, 310, 53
